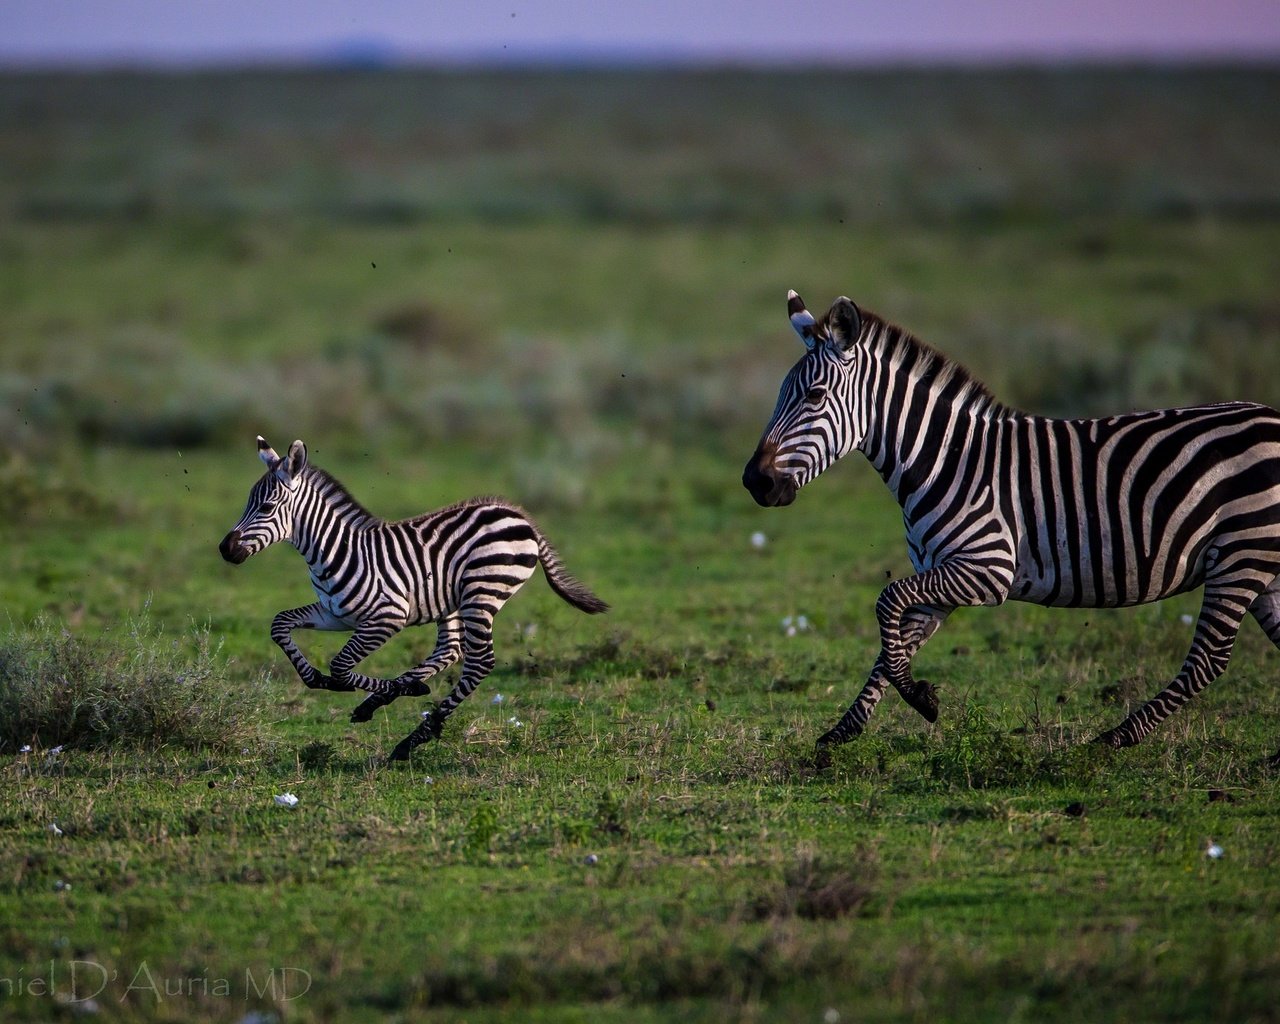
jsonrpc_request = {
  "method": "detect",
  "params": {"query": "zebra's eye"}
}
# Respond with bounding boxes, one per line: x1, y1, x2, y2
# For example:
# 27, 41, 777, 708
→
258, 500, 277, 514
804, 385, 827, 405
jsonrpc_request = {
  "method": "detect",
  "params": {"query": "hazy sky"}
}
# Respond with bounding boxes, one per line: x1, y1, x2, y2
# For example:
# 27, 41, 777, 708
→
3, 0, 1280, 66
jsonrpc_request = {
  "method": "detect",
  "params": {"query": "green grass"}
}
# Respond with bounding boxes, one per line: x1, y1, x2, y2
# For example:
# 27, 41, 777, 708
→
1, 68, 1279, 1022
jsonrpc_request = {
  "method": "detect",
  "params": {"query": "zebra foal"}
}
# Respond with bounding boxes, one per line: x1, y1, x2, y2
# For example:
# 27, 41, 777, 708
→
219, 436, 607, 760
745, 290, 1280, 761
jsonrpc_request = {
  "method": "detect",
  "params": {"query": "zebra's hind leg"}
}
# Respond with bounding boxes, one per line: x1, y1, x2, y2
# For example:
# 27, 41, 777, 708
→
1244, 583, 1280, 767
351, 615, 463, 723
389, 607, 497, 761
1094, 576, 1266, 748
817, 606, 951, 753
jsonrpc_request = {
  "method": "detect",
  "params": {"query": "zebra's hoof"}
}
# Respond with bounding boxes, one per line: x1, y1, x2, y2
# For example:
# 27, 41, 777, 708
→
1092, 727, 1129, 748
904, 679, 939, 723
350, 702, 379, 724
396, 677, 431, 697
813, 744, 833, 770
387, 741, 414, 762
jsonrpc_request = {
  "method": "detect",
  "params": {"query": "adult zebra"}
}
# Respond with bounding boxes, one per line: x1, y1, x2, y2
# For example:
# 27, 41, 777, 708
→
744, 291, 1280, 760
220, 436, 607, 760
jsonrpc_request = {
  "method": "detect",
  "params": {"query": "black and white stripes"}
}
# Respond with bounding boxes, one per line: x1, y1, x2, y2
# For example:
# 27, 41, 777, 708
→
745, 291, 1280, 754
220, 436, 607, 760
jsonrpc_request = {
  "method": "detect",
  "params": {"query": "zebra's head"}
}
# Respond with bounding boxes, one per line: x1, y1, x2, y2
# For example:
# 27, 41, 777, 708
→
743, 290, 865, 507
219, 435, 308, 564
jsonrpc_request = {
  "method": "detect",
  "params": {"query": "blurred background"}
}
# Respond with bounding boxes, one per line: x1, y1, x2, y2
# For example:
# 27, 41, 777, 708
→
3, 0, 1280, 627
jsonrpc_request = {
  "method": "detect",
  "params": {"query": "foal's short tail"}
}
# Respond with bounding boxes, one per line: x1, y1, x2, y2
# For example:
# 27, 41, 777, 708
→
537, 535, 609, 614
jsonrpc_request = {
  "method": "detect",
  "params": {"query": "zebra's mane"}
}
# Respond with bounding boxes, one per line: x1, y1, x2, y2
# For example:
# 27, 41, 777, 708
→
862, 311, 1005, 413
303, 465, 382, 527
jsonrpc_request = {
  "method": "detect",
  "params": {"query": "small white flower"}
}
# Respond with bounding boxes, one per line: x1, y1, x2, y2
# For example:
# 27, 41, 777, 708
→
584, 853, 598, 866
781, 615, 793, 629
491, 693, 505, 705
1206, 842, 1224, 859
273, 793, 299, 808
824, 1010, 841, 1024
48, 823, 63, 836
507, 716, 523, 728
521, 623, 538, 640
797, 615, 810, 631
422, 776, 434, 785
786, 625, 798, 637
19, 744, 31, 754
750, 531, 767, 549
1180, 614, 1194, 626
54, 879, 70, 891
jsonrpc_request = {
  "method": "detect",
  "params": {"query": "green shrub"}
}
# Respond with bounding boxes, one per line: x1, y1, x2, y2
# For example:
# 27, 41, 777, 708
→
0, 615, 265, 753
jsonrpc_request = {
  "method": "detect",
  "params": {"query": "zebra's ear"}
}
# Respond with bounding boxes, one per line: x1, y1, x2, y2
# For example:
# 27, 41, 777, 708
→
257, 435, 280, 470
788, 289, 822, 350
826, 297, 863, 355
278, 439, 307, 486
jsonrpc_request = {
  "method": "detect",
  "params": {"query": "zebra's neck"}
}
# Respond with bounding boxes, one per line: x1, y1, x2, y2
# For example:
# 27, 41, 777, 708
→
290, 467, 381, 570
856, 322, 1011, 509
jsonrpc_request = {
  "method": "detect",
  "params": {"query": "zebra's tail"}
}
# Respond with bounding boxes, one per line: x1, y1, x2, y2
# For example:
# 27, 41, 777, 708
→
536, 534, 609, 615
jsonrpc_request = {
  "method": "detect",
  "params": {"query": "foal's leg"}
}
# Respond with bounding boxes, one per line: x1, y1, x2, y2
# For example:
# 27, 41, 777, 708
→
388, 605, 497, 760
270, 603, 355, 691
350, 614, 463, 723
326, 611, 409, 694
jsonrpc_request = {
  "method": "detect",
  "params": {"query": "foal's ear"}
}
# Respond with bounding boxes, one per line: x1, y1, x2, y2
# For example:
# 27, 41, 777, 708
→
257, 435, 279, 469
826, 296, 864, 354
787, 289, 824, 350
277, 439, 307, 486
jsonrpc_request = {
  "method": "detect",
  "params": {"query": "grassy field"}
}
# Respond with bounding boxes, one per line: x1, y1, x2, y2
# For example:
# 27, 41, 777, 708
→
2, 68, 1279, 1022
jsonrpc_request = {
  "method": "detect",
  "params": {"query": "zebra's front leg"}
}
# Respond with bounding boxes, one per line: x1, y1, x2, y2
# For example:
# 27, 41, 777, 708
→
389, 608, 496, 761
270, 604, 356, 692
817, 606, 951, 749
350, 615, 463, 723
1095, 579, 1257, 748
816, 657, 890, 750
877, 563, 1010, 720
327, 613, 408, 696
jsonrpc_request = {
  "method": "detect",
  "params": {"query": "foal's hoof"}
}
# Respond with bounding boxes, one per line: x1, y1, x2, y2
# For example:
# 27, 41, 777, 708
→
904, 679, 939, 723
350, 701, 380, 724
813, 743, 833, 771
386, 740, 414, 763
398, 678, 432, 698
1092, 727, 1130, 748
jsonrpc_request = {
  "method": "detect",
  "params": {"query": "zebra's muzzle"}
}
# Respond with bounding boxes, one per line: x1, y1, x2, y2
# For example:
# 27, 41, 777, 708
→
219, 530, 250, 564
743, 445, 798, 507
